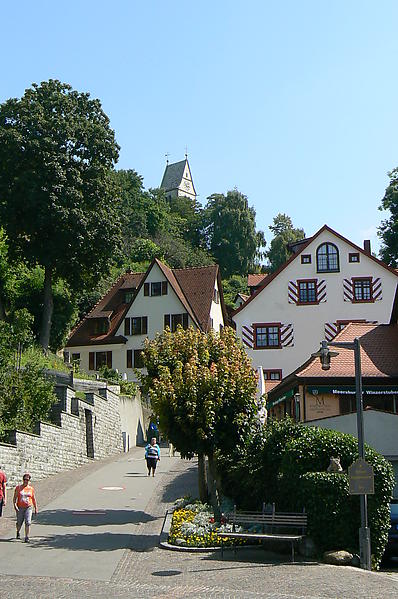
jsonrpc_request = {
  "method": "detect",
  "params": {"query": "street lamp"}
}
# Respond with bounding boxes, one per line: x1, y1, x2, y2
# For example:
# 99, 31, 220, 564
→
311, 337, 371, 571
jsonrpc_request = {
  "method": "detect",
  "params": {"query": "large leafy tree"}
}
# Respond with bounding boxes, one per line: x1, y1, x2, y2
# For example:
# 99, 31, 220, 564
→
203, 189, 265, 277
141, 326, 258, 514
379, 167, 398, 266
0, 80, 122, 350
266, 213, 305, 272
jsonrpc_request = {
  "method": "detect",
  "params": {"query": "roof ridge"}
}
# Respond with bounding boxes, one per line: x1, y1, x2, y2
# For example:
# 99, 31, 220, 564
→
172, 264, 217, 272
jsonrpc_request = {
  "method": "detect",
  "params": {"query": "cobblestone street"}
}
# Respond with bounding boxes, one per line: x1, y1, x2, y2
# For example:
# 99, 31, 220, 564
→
1, 449, 398, 598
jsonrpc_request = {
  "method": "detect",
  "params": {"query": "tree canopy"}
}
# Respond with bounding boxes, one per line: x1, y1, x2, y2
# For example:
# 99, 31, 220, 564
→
203, 190, 265, 278
142, 326, 258, 508
266, 213, 305, 272
0, 80, 122, 349
379, 167, 398, 266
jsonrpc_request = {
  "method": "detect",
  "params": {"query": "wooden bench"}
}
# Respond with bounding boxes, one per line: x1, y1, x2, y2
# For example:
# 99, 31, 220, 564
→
220, 504, 307, 562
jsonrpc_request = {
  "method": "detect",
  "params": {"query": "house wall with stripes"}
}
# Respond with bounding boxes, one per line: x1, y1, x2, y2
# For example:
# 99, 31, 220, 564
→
233, 229, 398, 379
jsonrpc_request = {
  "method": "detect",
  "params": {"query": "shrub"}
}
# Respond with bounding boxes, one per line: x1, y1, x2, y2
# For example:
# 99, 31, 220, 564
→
218, 418, 394, 567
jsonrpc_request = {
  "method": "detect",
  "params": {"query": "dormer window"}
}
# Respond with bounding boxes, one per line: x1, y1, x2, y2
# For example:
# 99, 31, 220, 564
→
92, 318, 108, 335
124, 290, 134, 303
316, 243, 339, 273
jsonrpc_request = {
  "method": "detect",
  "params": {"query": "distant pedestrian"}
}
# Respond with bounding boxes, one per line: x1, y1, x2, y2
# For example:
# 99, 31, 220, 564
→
13, 473, 38, 542
145, 437, 160, 477
0, 466, 6, 517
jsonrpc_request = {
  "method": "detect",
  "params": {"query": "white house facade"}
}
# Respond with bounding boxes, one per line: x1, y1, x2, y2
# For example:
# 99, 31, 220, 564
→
65, 259, 226, 381
233, 225, 398, 381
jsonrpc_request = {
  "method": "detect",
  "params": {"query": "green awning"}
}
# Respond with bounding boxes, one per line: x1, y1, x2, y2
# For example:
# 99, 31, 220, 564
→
267, 389, 295, 409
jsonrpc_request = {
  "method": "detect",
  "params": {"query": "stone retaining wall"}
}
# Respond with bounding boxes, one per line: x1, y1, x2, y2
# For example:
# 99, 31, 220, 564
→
0, 382, 123, 486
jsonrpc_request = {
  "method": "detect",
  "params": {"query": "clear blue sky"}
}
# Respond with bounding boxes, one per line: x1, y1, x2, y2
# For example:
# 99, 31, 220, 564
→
2, 0, 398, 255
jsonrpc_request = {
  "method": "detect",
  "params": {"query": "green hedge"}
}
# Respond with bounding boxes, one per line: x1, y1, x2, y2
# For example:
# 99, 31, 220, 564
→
217, 419, 395, 567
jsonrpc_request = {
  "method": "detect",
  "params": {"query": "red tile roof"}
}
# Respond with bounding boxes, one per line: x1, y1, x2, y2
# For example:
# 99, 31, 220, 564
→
298, 323, 398, 379
247, 273, 267, 287
66, 261, 223, 347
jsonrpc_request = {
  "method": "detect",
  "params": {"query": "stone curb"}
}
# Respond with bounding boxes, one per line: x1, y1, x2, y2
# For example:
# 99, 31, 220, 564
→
159, 510, 222, 553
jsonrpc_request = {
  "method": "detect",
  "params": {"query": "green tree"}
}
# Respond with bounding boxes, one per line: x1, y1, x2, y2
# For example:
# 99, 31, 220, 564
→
266, 213, 305, 272
379, 167, 398, 266
204, 190, 265, 277
0, 80, 122, 350
141, 326, 258, 515
222, 275, 249, 310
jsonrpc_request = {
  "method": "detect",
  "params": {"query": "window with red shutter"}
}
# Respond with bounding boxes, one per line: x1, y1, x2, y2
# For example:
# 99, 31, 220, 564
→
144, 283, 150, 296
127, 349, 132, 368
89, 352, 95, 370
161, 281, 168, 295
142, 316, 148, 335
164, 314, 171, 329
106, 351, 112, 368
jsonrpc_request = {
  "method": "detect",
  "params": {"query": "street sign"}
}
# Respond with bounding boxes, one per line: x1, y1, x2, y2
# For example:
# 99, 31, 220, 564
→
348, 459, 374, 495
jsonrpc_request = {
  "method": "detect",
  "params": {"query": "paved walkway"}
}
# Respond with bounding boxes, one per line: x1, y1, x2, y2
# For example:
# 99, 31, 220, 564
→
0, 449, 398, 598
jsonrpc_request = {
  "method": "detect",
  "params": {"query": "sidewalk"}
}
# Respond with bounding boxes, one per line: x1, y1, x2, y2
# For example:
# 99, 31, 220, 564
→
0, 451, 398, 598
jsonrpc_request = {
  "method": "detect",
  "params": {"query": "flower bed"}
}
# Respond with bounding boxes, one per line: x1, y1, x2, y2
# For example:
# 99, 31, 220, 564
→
168, 497, 248, 549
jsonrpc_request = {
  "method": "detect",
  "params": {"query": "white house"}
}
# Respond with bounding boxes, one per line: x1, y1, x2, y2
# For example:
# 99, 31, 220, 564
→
233, 225, 398, 382
65, 259, 227, 381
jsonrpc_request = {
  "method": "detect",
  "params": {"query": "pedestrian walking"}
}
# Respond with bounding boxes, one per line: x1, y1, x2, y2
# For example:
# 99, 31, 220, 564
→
13, 473, 38, 542
0, 466, 6, 517
145, 437, 160, 477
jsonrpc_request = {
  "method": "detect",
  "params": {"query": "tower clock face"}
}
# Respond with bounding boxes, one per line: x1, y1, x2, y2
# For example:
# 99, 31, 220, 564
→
184, 180, 190, 190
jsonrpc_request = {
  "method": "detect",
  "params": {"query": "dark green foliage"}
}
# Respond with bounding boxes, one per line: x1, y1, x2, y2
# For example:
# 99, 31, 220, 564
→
0, 80, 122, 349
203, 190, 265, 277
217, 419, 394, 567
266, 213, 305, 272
379, 167, 398, 266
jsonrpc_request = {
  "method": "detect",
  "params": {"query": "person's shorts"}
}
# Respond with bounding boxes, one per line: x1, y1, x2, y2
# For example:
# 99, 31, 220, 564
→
0, 499, 3, 517
146, 457, 158, 470
16, 506, 33, 527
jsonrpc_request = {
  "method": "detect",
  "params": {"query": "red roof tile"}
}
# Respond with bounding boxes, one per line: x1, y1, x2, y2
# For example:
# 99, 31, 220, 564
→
298, 323, 398, 379
247, 273, 267, 287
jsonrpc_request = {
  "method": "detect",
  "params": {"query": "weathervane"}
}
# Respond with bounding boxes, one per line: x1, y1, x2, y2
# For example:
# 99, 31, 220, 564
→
185, 146, 188, 159
165, 152, 170, 165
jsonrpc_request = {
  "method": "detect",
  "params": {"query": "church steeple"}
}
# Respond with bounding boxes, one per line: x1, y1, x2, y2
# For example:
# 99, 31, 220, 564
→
160, 157, 197, 203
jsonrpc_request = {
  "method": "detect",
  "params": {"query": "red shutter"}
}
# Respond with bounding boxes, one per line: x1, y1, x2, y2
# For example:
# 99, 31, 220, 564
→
89, 352, 95, 370
164, 314, 170, 329
161, 281, 168, 295
144, 283, 150, 296
124, 318, 130, 335
127, 349, 132, 368
142, 316, 148, 335
106, 351, 112, 368
183, 313, 188, 329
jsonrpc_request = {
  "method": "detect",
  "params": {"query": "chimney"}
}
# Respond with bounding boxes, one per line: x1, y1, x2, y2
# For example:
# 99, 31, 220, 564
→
363, 240, 371, 254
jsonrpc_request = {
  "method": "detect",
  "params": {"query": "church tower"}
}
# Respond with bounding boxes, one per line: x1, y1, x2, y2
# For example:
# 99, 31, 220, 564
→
160, 157, 197, 204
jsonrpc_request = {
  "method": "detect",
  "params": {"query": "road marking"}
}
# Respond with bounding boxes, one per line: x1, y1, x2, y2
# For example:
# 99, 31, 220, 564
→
99, 486, 125, 491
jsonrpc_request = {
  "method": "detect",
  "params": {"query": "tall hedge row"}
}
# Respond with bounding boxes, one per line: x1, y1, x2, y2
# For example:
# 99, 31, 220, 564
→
217, 419, 395, 567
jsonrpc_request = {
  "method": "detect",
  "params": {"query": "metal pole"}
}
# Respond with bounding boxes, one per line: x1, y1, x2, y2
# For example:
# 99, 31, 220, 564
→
354, 337, 371, 570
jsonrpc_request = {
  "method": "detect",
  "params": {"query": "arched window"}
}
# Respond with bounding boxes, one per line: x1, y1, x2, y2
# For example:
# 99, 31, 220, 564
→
316, 243, 339, 272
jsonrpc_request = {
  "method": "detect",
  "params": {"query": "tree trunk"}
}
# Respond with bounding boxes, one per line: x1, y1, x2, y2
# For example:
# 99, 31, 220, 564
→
198, 452, 208, 503
0, 294, 5, 320
39, 266, 54, 351
207, 451, 221, 521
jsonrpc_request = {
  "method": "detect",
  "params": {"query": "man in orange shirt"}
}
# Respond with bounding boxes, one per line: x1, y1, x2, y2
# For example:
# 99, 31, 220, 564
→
13, 473, 38, 542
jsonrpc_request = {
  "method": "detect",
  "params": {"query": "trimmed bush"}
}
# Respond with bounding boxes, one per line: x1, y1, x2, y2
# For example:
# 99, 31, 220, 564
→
217, 418, 394, 567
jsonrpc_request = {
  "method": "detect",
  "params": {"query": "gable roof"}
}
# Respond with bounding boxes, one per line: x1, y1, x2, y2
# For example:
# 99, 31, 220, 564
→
160, 158, 196, 195
66, 260, 224, 347
233, 224, 398, 317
